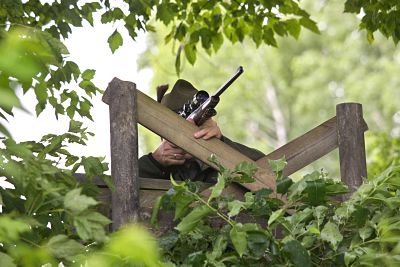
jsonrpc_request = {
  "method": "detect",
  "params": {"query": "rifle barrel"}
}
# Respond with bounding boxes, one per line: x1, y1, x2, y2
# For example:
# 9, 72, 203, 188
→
213, 66, 244, 97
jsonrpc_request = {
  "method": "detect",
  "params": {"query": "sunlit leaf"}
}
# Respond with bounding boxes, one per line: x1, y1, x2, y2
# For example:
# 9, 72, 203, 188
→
108, 29, 123, 53
175, 205, 212, 233
64, 188, 98, 214
230, 224, 247, 257
321, 221, 343, 250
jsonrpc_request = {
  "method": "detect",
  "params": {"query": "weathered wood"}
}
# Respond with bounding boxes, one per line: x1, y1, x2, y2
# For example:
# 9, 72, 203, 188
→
140, 190, 166, 208
257, 117, 338, 176
136, 88, 276, 192
336, 103, 367, 198
139, 178, 172, 190
103, 78, 140, 230
75, 173, 174, 190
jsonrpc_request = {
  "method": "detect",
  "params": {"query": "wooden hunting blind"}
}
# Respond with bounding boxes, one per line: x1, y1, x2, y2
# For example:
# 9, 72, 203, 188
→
88, 78, 368, 231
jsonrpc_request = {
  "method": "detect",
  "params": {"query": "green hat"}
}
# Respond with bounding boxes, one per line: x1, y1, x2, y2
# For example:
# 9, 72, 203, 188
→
160, 79, 199, 111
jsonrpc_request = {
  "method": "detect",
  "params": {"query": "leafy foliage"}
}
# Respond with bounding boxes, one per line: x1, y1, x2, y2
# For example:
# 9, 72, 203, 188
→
0, 121, 111, 264
154, 157, 400, 266
367, 132, 400, 177
344, 0, 400, 44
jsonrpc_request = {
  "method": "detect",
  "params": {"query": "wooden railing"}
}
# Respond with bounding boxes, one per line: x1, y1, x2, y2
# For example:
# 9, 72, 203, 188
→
99, 78, 368, 230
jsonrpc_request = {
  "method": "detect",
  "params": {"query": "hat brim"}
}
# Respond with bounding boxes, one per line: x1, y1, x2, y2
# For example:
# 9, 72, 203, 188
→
161, 79, 198, 111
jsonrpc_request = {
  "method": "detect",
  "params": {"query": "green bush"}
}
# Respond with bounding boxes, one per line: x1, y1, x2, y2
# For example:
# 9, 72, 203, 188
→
155, 156, 400, 267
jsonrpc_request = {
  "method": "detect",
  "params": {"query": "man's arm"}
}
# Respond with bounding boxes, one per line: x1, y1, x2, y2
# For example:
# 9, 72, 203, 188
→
138, 153, 171, 179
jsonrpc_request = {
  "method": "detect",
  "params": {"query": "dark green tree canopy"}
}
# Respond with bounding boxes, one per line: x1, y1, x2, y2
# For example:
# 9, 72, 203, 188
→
1, 0, 399, 135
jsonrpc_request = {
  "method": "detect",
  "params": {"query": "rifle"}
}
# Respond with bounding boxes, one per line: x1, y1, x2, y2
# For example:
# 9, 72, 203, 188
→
179, 66, 244, 126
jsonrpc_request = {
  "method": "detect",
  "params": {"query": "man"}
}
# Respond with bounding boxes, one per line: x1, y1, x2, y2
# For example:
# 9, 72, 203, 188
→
138, 79, 265, 183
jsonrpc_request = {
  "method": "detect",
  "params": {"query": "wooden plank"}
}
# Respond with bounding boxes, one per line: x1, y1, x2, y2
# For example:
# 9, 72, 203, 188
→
75, 173, 196, 191
336, 103, 367, 199
136, 88, 276, 192
102, 78, 140, 230
139, 178, 172, 190
140, 190, 166, 208
257, 117, 339, 176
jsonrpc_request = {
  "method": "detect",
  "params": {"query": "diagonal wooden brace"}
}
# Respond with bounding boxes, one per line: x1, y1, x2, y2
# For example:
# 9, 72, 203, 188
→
135, 85, 277, 192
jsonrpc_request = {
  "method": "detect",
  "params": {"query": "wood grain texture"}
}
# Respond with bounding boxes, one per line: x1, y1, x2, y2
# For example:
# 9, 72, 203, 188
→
103, 78, 140, 230
337, 103, 367, 198
256, 117, 339, 176
136, 88, 276, 191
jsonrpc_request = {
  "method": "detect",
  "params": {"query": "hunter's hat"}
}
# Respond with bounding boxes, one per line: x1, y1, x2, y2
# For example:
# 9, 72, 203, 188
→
158, 79, 198, 111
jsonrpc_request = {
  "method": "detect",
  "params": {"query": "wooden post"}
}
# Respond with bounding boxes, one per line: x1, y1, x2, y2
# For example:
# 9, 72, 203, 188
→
336, 103, 367, 198
102, 78, 140, 230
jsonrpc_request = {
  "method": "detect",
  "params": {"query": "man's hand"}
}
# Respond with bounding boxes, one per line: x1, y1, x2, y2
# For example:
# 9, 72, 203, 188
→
192, 118, 222, 140
152, 139, 192, 166
152, 118, 221, 166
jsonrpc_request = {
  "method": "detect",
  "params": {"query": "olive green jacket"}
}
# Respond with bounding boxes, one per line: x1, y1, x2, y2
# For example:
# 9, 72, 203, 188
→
138, 136, 265, 183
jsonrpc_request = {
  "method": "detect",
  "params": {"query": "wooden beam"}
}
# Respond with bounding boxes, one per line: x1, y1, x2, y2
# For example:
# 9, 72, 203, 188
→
102, 78, 140, 230
336, 103, 367, 198
257, 117, 339, 176
136, 88, 276, 192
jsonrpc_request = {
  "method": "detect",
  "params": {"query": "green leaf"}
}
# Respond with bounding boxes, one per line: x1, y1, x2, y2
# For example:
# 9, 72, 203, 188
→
104, 225, 160, 266
233, 161, 257, 183
305, 180, 326, 205
0, 123, 11, 138
286, 19, 301, 39
33, 82, 48, 107
100, 174, 115, 192
156, 3, 175, 25
64, 188, 98, 214
367, 31, 374, 44
150, 195, 162, 227
208, 235, 228, 261
0, 88, 22, 110
212, 32, 224, 52
108, 29, 123, 53
74, 211, 110, 241
268, 208, 284, 225
184, 43, 196, 65
208, 154, 227, 172
277, 176, 293, 194
247, 231, 270, 259
208, 174, 225, 203
175, 45, 183, 76
38, 135, 63, 158
321, 221, 343, 250
227, 200, 245, 217
352, 206, 369, 227
159, 231, 179, 251
0, 215, 31, 242
300, 17, 320, 34
268, 157, 287, 174
175, 205, 212, 233
81, 69, 95, 80
230, 224, 247, 257
173, 191, 196, 220
68, 120, 83, 133
0, 252, 16, 267
283, 240, 312, 267
325, 181, 349, 195
359, 225, 373, 241
82, 156, 106, 177
47, 235, 85, 261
